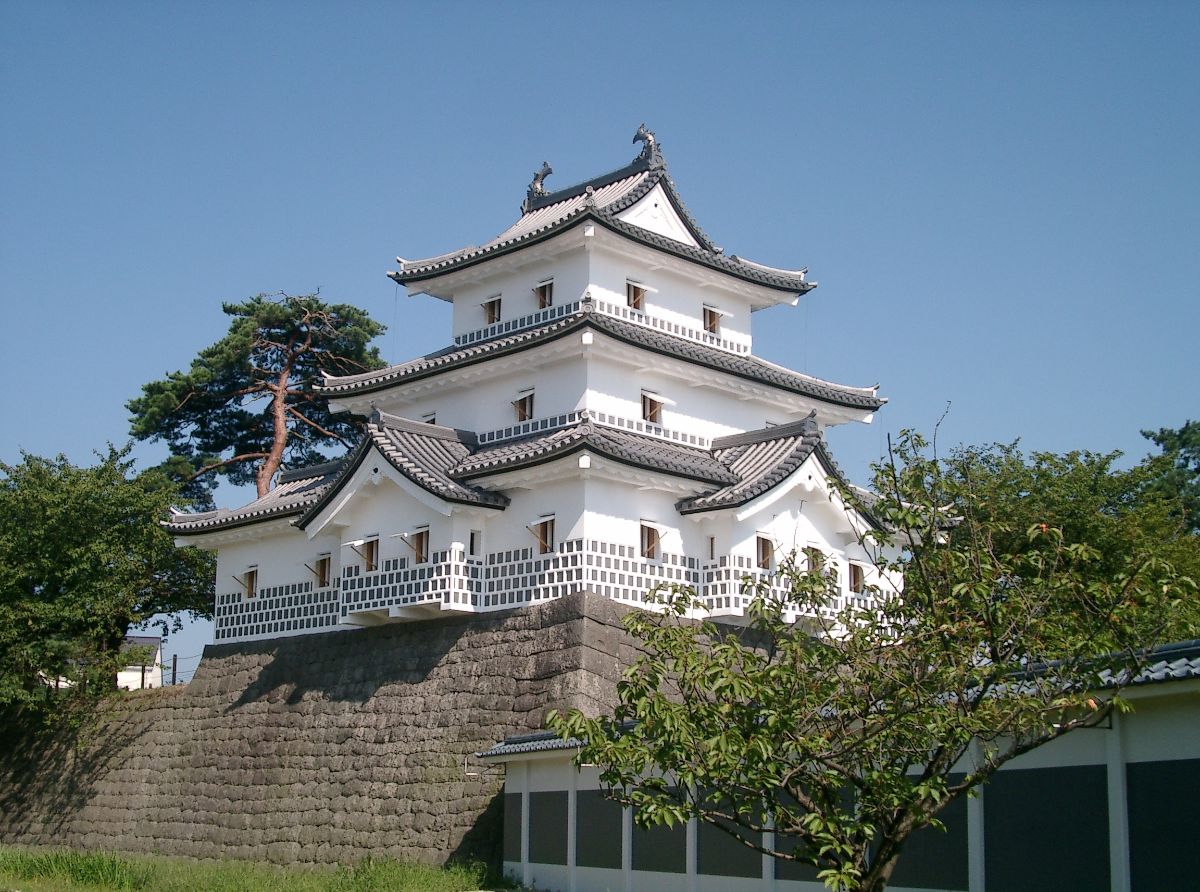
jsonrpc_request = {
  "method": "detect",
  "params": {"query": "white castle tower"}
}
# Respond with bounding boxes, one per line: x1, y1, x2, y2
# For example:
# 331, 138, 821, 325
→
169, 128, 887, 643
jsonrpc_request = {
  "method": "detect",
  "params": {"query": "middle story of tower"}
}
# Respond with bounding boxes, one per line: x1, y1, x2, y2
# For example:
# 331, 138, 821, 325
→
168, 130, 892, 644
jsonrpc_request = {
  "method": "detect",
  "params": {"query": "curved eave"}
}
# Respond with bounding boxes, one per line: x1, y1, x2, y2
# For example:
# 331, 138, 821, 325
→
317, 314, 883, 413
389, 210, 815, 296
164, 504, 308, 536
455, 438, 736, 489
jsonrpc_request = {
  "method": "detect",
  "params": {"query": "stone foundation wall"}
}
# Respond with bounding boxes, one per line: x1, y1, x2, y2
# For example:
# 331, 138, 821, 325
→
0, 593, 633, 867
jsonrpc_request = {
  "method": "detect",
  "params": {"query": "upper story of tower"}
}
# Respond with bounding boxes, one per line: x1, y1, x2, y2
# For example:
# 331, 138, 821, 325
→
388, 126, 814, 356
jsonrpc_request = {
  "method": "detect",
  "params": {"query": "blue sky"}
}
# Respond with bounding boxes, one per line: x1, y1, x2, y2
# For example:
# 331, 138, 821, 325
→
3, 2, 1197, 672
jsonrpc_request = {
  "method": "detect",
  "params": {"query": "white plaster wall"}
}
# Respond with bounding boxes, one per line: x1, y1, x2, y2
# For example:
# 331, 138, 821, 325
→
329, 476, 455, 570
1113, 686, 1200, 763
391, 356, 588, 434
581, 479, 688, 556
449, 250, 590, 338
484, 479, 587, 554
214, 526, 342, 600
582, 355, 796, 441
589, 248, 754, 345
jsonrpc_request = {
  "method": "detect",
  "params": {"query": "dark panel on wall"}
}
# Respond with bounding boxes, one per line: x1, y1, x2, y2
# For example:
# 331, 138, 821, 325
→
697, 817, 762, 878
503, 793, 522, 862
773, 835, 823, 883
576, 789, 623, 870
632, 818, 686, 874
984, 765, 1109, 892
528, 791, 568, 865
887, 789, 969, 890
1128, 758, 1200, 892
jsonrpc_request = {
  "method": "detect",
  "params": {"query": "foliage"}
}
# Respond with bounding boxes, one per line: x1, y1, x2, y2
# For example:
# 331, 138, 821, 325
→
549, 431, 1196, 892
0, 847, 504, 892
0, 448, 213, 716
127, 293, 386, 504
1143, 419, 1200, 534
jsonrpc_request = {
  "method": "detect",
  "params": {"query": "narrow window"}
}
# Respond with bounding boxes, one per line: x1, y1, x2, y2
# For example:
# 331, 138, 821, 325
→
641, 392, 663, 425
314, 555, 331, 589
708, 536, 716, 561
362, 538, 379, 572
469, 530, 481, 557
532, 517, 555, 554
513, 390, 534, 422
804, 546, 825, 572
640, 524, 660, 560
483, 296, 501, 325
243, 567, 258, 599
534, 280, 554, 309
756, 536, 774, 571
849, 563, 865, 594
626, 281, 646, 311
703, 305, 721, 334
409, 528, 429, 565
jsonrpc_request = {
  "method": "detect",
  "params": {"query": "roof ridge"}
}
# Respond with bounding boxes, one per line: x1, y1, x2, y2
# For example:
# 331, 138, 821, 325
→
278, 458, 346, 483
710, 412, 820, 451
370, 409, 478, 446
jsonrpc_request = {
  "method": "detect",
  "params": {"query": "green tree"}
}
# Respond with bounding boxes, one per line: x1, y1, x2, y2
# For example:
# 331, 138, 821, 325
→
1143, 419, 1200, 534
128, 293, 386, 503
0, 448, 214, 715
549, 433, 1196, 892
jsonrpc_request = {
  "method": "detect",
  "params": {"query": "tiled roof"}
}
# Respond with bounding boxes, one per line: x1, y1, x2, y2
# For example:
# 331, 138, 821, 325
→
315, 302, 885, 412
677, 413, 825, 513
476, 730, 581, 760
389, 133, 813, 294
296, 412, 508, 528
1099, 639, 1200, 687
451, 417, 739, 486
165, 462, 344, 535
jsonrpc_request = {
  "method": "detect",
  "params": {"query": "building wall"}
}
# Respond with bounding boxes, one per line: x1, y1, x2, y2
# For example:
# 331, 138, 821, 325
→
449, 250, 590, 339
498, 679, 1200, 892
0, 594, 635, 868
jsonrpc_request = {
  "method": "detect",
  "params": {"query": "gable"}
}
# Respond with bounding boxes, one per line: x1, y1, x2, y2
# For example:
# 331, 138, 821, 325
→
614, 182, 701, 248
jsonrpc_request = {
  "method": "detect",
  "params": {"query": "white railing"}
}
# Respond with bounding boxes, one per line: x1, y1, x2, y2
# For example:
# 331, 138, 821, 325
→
475, 410, 711, 450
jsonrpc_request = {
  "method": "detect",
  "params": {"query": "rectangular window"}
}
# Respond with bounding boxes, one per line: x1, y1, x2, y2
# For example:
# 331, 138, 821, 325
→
708, 536, 716, 561
756, 536, 773, 571
362, 538, 379, 572
703, 305, 721, 334
532, 517, 555, 554
483, 296, 501, 325
640, 524, 660, 561
243, 567, 258, 599
314, 555, 331, 589
534, 280, 554, 309
409, 528, 429, 564
626, 281, 646, 311
804, 546, 825, 572
469, 530, 481, 557
513, 390, 534, 422
849, 563, 865, 594
641, 392, 663, 425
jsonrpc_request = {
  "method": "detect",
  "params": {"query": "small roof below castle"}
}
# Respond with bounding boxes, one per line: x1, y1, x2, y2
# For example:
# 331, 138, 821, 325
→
389, 126, 816, 297
165, 460, 344, 534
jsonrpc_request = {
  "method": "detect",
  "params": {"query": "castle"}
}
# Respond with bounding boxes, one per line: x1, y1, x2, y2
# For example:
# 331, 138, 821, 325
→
168, 128, 886, 643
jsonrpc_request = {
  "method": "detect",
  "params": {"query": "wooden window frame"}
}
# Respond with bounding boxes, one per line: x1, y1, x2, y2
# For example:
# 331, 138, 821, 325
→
243, 567, 258, 599
483, 296, 502, 325
513, 390, 534, 422
703, 305, 721, 334
534, 280, 554, 309
409, 528, 429, 565
626, 280, 646, 311
849, 562, 865, 595
531, 517, 555, 555
314, 555, 331, 589
756, 536, 773, 571
640, 523, 661, 561
362, 538, 379, 573
804, 546, 825, 573
641, 392, 663, 425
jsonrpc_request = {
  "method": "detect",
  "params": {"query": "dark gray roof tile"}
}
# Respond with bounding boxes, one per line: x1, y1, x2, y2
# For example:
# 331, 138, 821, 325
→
166, 462, 344, 535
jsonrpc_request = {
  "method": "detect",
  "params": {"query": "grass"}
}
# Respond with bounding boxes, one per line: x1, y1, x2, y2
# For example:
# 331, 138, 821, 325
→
0, 847, 507, 892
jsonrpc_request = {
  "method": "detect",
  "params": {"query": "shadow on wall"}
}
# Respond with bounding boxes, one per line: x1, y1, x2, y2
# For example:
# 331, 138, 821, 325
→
221, 612, 482, 711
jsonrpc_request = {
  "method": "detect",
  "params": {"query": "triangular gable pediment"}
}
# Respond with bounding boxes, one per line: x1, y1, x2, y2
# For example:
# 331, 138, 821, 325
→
614, 181, 701, 248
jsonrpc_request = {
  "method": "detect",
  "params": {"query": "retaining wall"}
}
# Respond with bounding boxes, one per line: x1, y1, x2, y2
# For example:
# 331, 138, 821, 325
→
0, 592, 631, 867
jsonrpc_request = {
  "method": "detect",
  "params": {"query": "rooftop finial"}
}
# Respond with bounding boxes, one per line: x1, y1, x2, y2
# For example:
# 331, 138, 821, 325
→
633, 123, 663, 168
522, 161, 554, 213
